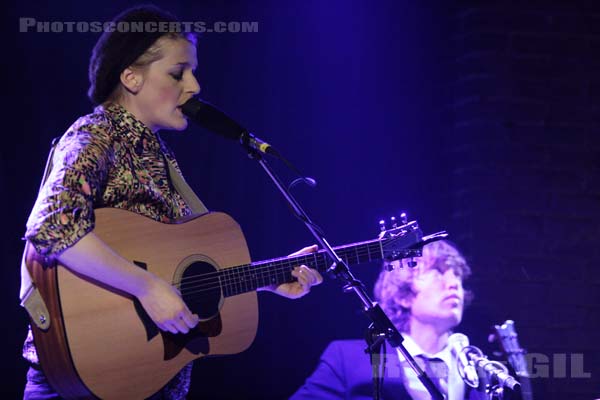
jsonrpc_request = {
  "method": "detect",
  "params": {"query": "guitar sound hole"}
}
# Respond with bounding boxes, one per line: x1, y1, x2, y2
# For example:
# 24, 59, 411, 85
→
179, 261, 222, 320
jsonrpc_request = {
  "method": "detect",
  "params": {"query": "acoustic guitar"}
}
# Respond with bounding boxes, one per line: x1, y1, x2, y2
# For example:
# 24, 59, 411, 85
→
26, 208, 430, 399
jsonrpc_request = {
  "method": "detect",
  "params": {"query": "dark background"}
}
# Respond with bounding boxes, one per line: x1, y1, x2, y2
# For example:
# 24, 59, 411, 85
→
3, 1, 599, 399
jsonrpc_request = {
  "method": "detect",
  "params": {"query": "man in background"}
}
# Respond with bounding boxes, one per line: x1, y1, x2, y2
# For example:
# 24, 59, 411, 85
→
291, 240, 486, 400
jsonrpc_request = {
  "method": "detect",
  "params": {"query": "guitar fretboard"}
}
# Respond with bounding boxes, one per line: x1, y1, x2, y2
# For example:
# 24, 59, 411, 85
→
219, 239, 384, 297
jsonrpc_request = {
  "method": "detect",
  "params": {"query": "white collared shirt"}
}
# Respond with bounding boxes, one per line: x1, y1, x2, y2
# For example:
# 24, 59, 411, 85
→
395, 334, 466, 400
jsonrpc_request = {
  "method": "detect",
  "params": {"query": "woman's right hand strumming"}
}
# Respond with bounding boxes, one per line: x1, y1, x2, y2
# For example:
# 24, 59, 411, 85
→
136, 275, 199, 334
57, 231, 199, 334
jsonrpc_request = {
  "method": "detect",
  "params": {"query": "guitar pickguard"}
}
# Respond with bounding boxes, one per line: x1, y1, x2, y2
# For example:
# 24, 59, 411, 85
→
132, 258, 225, 360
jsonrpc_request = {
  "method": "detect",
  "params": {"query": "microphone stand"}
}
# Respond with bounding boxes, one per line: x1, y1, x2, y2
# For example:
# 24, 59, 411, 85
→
243, 143, 444, 400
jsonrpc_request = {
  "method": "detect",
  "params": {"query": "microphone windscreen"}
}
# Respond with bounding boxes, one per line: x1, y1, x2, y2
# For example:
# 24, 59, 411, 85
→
181, 98, 246, 140
448, 333, 469, 351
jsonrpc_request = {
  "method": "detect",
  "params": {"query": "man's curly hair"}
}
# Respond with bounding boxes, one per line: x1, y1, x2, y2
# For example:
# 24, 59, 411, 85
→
373, 240, 473, 333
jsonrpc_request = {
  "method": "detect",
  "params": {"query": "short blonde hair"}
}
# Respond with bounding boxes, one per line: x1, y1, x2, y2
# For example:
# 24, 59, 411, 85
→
373, 240, 472, 333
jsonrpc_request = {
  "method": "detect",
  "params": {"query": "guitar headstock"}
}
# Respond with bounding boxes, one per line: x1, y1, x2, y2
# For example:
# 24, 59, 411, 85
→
490, 320, 530, 378
378, 212, 449, 270
378, 212, 420, 269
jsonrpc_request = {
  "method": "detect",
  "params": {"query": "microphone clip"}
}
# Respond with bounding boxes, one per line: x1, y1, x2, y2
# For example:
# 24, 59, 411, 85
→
240, 131, 278, 157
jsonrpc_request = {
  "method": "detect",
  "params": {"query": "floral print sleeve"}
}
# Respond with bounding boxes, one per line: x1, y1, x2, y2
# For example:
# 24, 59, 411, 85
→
25, 118, 114, 257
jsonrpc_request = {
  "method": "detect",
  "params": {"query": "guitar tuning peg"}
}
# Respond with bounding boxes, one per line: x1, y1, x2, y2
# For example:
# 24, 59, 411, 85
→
391, 216, 398, 229
383, 259, 403, 271
400, 212, 408, 225
379, 219, 386, 232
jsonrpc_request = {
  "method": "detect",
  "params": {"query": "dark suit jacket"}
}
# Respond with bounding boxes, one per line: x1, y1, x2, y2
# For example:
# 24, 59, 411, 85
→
290, 340, 487, 400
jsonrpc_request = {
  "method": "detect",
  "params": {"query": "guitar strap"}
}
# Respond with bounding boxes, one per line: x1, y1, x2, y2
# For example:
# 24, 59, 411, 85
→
165, 157, 208, 215
20, 137, 59, 330
20, 136, 208, 330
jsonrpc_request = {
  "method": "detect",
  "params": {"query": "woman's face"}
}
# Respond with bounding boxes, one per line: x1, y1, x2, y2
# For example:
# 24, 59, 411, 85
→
129, 37, 200, 132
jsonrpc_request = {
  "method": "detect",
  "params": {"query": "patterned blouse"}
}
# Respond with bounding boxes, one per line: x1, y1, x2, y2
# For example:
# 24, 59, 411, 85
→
23, 103, 198, 399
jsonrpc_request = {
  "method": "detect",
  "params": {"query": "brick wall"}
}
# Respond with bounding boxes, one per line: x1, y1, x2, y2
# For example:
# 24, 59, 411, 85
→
441, 3, 600, 399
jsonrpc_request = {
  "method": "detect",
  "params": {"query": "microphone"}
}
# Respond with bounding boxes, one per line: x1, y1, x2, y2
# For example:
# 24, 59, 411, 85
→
181, 97, 278, 156
448, 333, 479, 388
448, 333, 521, 392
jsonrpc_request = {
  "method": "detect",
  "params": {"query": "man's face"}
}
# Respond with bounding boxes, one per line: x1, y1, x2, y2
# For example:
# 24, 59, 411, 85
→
405, 264, 465, 333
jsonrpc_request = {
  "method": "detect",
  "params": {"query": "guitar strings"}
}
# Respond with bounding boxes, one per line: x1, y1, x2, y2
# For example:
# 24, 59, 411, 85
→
176, 242, 384, 293
180, 250, 379, 293
175, 243, 382, 290
173, 245, 385, 298
175, 239, 382, 287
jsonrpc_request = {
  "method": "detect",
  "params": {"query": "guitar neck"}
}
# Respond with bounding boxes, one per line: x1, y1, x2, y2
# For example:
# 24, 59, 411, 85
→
510, 354, 534, 400
519, 378, 534, 400
220, 239, 384, 297
494, 320, 534, 400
